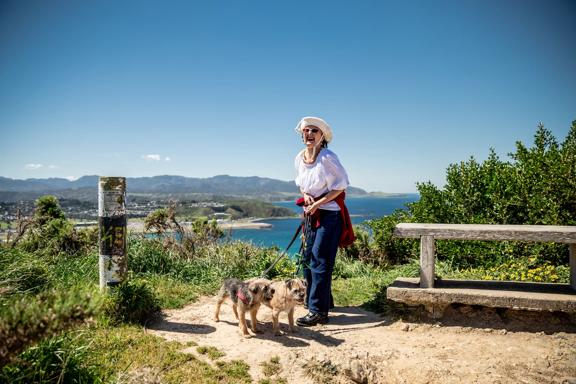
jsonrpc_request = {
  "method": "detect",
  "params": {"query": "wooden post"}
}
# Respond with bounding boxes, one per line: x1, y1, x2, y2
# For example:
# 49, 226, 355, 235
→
98, 177, 127, 290
420, 235, 435, 288
570, 243, 576, 291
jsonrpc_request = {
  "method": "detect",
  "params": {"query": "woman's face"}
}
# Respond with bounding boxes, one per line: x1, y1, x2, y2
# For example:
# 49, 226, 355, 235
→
302, 125, 323, 147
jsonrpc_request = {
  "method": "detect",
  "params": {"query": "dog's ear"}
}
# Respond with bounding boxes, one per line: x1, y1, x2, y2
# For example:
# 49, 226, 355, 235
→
250, 285, 259, 294
301, 279, 307, 287
285, 279, 293, 290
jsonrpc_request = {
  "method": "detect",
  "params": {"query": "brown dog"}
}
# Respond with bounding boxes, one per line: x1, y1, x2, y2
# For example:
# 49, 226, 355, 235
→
214, 278, 274, 336
262, 278, 307, 335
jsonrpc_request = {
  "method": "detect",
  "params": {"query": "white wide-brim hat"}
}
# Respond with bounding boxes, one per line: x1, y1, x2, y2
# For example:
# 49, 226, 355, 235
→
294, 116, 333, 143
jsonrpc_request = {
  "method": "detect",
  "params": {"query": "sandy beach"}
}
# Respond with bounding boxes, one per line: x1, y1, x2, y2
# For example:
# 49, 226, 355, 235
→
125, 218, 272, 232
216, 219, 272, 229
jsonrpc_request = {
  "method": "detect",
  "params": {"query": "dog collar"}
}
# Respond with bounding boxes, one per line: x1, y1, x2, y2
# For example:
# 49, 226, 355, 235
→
236, 291, 249, 305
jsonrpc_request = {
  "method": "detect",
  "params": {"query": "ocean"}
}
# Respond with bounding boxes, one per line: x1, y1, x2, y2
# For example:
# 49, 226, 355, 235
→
224, 195, 419, 249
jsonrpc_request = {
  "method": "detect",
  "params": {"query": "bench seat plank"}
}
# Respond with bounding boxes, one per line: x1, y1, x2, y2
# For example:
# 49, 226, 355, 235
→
394, 223, 576, 243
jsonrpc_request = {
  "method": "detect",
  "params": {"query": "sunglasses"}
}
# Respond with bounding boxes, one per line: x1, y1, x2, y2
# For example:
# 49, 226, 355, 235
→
302, 128, 320, 134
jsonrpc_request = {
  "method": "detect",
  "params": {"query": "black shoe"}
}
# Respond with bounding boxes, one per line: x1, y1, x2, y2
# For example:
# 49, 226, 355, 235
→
297, 312, 329, 327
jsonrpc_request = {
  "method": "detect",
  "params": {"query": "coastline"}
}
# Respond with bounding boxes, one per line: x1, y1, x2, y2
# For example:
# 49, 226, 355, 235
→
217, 219, 273, 229
125, 218, 274, 231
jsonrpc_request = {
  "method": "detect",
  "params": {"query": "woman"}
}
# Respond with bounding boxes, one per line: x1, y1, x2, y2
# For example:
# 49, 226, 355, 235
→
294, 116, 352, 326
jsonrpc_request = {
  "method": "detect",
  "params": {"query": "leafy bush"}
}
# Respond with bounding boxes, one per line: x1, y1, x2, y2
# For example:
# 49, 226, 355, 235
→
15, 195, 95, 257
364, 211, 419, 265
103, 280, 160, 325
33, 195, 65, 226
473, 257, 569, 283
142, 207, 225, 257
360, 121, 576, 269
144, 207, 173, 234
341, 225, 373, 262
19, 218, 82, 256
190, 217, 224, 246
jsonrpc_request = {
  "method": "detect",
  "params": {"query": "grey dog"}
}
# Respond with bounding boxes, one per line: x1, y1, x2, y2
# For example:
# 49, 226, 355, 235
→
214, 278, 274, 336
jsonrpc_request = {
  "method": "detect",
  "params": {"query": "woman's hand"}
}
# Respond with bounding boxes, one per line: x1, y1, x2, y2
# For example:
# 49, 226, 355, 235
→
303, 192, 315, 206
304, 201, 320, 216
303, 189, 344, 216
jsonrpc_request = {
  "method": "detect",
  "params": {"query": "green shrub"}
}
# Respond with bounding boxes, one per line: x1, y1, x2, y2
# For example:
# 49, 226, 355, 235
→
2, 259, 51, 295
129, 237, 297, 283
190, 217, 224, 245
364, 211, 418, 265
104, 280, 160, 325
19, 218, 80, 256
342, 225, 372, 261
129, 238, 175, 274
333, 253, 382, 279
141, 275, 202, 309
76, 226, 99, 248
0, 287, 102, 367
0, 333, 99, 383
0, 248, 52, 294
15, 196, 95, 257
48, 251, 99, 289
472, 257, 569, 283
144, 207, 172, 234
33, 196, 65, 226
363, 121, 576, 269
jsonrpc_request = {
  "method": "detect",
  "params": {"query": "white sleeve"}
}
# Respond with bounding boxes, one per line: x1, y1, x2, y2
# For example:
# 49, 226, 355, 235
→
322, 152, 349, 191
294, 151, 303, 187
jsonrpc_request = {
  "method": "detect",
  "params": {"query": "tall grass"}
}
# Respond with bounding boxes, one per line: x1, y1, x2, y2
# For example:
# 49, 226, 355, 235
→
103, 280, 160, 325
0, 285, 103, 366
0, 248, 52, 294
1, 332, 101, 384
129, 238, 295, 283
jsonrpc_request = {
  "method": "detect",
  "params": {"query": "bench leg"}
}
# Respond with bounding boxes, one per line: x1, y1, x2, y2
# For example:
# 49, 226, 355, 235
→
420, 235, 435, 288
570, 244, 576, 291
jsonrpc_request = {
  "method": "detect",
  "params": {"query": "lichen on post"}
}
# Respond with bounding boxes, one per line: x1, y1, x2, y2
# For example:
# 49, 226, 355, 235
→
98, 176, 127, 290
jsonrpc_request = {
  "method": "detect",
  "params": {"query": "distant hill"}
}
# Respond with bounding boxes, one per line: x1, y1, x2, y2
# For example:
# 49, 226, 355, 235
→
0, 175, 369, 202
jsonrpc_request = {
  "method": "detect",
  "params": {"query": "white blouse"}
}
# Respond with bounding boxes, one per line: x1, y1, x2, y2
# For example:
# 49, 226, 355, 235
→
294, 148, 350, 211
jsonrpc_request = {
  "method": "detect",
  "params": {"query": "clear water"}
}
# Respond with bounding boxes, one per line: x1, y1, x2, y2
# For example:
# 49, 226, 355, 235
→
224, 195, 419, 250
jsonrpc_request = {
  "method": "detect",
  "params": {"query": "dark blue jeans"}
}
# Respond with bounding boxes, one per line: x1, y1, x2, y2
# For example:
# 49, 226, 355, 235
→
302, 210, 342, 315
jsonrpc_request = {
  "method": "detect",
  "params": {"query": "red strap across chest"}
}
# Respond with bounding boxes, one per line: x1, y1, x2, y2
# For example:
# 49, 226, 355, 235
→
236, 290, 249, 305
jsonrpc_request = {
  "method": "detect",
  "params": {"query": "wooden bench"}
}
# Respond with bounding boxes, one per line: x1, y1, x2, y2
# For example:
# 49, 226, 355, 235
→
393, 223, 576, 290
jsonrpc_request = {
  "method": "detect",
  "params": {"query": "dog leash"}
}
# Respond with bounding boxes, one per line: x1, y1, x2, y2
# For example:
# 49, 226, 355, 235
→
294, 214, 312, 277
260, 220, 303, 278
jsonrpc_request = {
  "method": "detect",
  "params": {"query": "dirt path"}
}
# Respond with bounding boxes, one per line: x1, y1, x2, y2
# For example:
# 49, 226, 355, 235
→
148, 296, 576, 383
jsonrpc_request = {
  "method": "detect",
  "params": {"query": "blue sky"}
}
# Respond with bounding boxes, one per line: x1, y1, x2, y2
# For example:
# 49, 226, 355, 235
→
1, 0, 575, 193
